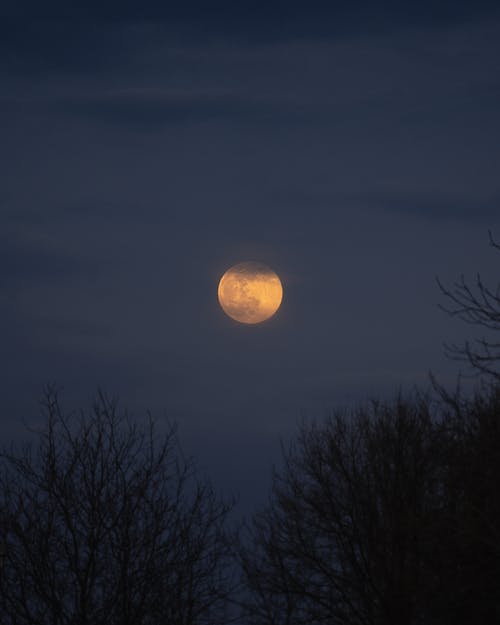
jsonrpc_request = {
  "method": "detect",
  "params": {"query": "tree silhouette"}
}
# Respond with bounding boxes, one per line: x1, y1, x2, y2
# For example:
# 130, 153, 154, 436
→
436, 385, 500, 623
240, 390, 500, 625
0, 388, 235, 625
437, 231, 500, 380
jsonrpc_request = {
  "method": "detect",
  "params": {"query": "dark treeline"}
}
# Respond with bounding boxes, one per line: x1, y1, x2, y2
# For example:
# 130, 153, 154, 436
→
0, 391, 235, 625
1, 237, 499, 625
240, 386, 500, 624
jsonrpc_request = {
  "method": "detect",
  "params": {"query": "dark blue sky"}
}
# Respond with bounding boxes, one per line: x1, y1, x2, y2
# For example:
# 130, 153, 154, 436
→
2, 1, 500, 513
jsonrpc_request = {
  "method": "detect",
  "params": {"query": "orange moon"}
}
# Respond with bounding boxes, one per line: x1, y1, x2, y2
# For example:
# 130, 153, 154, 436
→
218, 261, 283, 324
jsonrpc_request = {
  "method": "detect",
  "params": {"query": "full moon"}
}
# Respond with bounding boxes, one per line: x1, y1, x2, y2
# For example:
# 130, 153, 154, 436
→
218, 261, 283, 324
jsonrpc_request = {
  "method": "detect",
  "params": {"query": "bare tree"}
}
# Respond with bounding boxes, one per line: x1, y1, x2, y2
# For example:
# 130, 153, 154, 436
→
240, 390, 500, 625
240, 396, 446, 625
437, 231, 500, 380
0, 388, 235, 625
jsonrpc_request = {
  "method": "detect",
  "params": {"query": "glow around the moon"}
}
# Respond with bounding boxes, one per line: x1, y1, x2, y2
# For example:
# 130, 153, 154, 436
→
218, 261, 283, 324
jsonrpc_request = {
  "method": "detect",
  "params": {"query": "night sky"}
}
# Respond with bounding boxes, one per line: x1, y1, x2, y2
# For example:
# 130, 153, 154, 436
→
2, 1, 500, 514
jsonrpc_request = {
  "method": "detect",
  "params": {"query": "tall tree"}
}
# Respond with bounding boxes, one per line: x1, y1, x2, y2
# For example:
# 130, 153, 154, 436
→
240, 390, 500, 625
0, 388, 235, 625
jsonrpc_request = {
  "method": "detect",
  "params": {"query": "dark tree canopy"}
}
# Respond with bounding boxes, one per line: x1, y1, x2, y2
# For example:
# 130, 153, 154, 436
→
0, 389, 235, 625
240, 389, 500, 625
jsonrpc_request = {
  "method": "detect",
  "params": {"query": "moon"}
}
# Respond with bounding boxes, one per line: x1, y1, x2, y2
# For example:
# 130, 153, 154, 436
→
218, 261, 283, 324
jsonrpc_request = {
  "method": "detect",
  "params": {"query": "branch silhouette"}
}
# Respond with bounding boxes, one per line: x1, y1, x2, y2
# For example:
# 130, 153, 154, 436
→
437, 230, 500, 380
0, 387, 235, 625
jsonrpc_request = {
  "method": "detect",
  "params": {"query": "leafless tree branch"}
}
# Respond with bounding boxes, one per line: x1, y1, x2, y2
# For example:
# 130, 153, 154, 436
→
436, 232, 500, 380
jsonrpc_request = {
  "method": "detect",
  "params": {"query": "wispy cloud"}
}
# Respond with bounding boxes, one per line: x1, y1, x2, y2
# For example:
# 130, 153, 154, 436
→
274, 188, 500, 222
